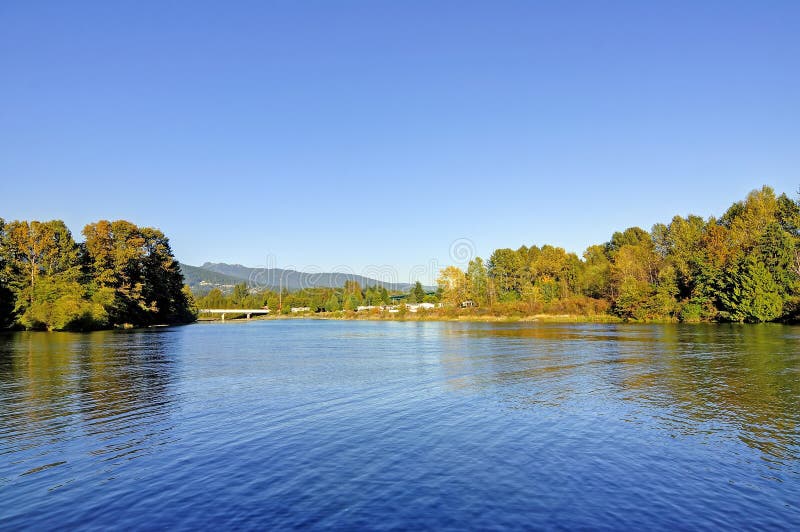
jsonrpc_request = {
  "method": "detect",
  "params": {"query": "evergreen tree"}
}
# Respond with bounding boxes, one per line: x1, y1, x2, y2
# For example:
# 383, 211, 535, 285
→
720, 256, 782, 323
756, 223, 797, 296
412, 281, 426, 303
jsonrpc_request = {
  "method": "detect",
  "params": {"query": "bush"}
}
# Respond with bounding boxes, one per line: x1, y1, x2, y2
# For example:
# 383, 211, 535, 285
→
20, 295, 107, 331
678, 302, 703, 323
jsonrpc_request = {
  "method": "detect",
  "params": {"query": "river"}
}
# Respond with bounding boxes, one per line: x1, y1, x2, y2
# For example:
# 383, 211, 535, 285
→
1, 320, 798, 529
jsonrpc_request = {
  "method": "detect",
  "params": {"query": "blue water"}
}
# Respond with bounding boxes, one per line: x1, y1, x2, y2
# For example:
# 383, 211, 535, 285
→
1, 320, 799, 529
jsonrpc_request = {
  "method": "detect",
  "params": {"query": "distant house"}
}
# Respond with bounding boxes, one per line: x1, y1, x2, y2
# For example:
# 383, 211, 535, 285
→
291, 307, 311, 313
460, 300, 476, 308
356, 305, 379, 312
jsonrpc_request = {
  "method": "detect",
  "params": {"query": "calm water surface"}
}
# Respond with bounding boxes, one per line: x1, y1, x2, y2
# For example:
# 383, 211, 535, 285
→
1, 321, 799, 530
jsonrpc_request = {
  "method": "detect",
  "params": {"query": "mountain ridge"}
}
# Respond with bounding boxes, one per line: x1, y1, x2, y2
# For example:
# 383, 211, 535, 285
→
180, 262, 420, 294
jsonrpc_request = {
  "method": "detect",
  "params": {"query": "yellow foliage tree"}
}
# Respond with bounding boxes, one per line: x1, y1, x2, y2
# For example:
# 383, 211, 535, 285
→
437, 266, 467, 306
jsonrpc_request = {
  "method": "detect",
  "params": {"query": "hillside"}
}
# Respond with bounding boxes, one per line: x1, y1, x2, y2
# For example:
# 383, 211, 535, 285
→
178, 263, 245, 294
180, 262, 417, 294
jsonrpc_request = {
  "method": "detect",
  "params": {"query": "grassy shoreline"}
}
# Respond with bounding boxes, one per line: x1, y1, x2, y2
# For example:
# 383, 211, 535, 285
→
197, 311, 626, 324
196, 313, 798, 325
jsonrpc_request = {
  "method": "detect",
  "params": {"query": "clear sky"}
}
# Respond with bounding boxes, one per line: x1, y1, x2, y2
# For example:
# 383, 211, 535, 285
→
1, 1, 798, 284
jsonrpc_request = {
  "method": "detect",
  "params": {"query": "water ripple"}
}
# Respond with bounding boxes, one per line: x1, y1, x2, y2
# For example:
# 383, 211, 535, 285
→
0, 322, 798, 529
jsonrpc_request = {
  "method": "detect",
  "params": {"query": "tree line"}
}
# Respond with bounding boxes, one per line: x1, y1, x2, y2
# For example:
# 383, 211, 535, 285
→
195, 280, 434, 314
6, 186, 795, 329
195, 186, 799, 323
437, 186, 800, 323
0, 219, 197, 331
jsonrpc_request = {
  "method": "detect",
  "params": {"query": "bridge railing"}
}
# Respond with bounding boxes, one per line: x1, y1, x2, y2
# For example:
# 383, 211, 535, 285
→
198, 309, 270, 321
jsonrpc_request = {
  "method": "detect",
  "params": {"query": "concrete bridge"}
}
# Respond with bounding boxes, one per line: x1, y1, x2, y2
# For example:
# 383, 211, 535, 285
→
200, 309, 270, 321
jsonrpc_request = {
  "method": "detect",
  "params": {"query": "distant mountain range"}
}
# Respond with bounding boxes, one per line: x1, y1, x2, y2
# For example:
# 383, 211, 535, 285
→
179, 262, 418, 294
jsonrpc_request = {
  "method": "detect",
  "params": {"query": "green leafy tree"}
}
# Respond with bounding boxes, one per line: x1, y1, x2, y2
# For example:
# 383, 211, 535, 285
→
582, 245, 611, 299
607, 227, 652, 255
343, 280, 362, 295
344, 294, 360, 311
652, 264, 679, 318
342, 280, 363, 308
201, 288, 226, 309
231, 283, 249, 308
756, 223, 797, 297
2, 219, 98, 330
466, 257, 489, 305
324, 294, 341, 312
488, 248, 525, 300
83, 220, 195, 326
5, 220, 83, 307
613, 278, 652, 320
721, 186, 780, 252
182, 285, 199, 317
138, 226, 196, 323
364, 286, 385, 305
412, 281, 426, 303
720, 256, 782, 323
660, 215, 707, 298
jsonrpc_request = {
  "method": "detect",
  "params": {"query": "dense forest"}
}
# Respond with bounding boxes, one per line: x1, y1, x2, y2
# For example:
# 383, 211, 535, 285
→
437, 186, 800, 323
0, 219, 196, 331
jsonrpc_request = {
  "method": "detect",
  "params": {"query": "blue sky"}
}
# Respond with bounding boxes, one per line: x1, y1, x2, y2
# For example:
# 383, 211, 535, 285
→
1, 1, 798, 284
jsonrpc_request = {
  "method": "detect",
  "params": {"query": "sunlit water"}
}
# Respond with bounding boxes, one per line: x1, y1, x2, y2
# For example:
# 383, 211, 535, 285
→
1, 320, 799, 529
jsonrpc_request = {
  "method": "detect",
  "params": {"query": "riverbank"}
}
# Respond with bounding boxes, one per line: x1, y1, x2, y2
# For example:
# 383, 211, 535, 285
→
197, 311, 626, 324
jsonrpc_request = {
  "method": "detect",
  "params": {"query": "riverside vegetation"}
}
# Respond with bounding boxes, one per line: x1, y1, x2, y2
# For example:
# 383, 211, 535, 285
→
196, 186, 800, 324
0, 219, 197, 331
435, 185, 800, 323
3, 186, 799, 330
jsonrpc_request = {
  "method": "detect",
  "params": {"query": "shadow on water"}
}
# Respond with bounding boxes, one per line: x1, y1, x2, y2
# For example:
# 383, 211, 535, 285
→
0, 329, 180, 480
437, 322, 800, 463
